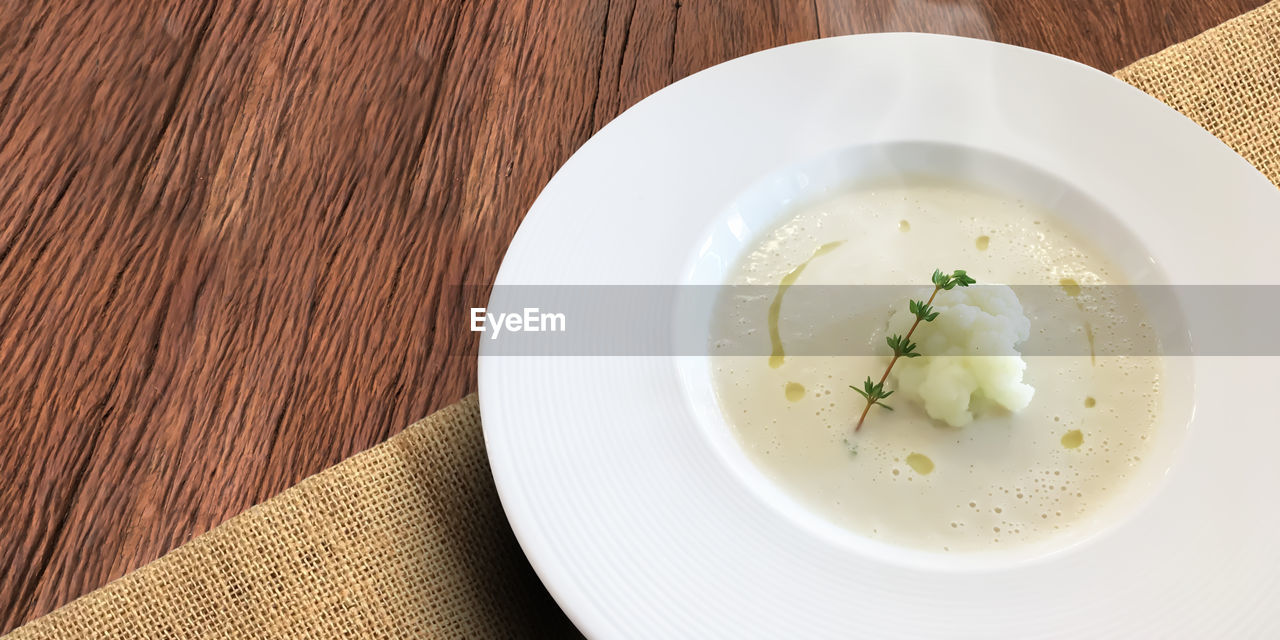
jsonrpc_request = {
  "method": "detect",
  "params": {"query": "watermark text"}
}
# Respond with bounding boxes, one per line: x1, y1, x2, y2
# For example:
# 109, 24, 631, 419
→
470, 307, 566, 339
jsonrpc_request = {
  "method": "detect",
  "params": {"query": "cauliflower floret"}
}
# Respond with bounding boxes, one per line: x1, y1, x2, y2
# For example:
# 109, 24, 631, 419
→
886, 285, 1033, 427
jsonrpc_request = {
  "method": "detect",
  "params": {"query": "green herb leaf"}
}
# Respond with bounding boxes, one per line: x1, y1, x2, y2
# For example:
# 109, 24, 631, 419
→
951, 269, 976, 287
852, 376, 890, 401
852, 268, 976, 432
931, 269, 948, 288
886, 334, 903, 355
909, 299, 937, 322
888, 334, 918, 358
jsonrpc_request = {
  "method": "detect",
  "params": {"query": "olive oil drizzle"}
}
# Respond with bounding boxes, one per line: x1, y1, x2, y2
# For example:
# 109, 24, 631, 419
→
767, 241, 843, 368
1060, 278, 1096, 366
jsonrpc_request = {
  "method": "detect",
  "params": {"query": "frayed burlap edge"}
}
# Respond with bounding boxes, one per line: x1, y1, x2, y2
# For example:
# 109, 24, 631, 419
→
1116, 1, 1280, 186
5, 395, 576, 640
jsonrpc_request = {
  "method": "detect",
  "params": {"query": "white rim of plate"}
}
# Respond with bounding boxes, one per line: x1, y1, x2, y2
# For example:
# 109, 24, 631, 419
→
479, 34, 1280, 638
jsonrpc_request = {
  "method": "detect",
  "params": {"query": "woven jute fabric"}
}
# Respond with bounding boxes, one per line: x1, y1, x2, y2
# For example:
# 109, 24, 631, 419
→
7, 4, 1280, 639
6, 396, 577, 639
1115, 1, 1280, 186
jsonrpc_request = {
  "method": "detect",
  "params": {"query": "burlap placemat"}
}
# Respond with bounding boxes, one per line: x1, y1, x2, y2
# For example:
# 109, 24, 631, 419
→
7, 3, 1280, 639
1114, 1, 1280, 187
6, 396, 577, 639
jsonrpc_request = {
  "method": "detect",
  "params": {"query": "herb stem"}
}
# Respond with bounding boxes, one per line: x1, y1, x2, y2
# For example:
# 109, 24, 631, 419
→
854, 286, 940, 432
851, 269, 974, 433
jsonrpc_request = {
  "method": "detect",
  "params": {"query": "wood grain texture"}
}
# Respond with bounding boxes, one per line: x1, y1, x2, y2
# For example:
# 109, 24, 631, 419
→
0, 0, 1266, 632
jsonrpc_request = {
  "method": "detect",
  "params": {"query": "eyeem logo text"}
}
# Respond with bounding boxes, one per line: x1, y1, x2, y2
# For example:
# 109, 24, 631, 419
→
470, 307, 566, 339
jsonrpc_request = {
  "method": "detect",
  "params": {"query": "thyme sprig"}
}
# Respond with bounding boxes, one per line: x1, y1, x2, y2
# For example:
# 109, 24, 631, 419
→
851, 269, 976, 432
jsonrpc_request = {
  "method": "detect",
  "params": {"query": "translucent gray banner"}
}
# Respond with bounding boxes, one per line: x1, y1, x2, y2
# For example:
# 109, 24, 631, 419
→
459, 285, 1275, 356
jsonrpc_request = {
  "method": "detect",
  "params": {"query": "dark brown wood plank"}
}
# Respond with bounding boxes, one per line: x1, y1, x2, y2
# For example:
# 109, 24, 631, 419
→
16, 0, 458, 615
674, 1, 820, 78
0, 1, 219, 631
0, 0, 1268, 632
2, 0, 613, 627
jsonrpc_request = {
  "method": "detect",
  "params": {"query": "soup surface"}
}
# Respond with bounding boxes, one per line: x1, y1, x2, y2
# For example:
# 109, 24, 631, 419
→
710, 177, 1161, 552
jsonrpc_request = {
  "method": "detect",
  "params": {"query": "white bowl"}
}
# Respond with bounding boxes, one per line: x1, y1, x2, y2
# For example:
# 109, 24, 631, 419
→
480, 34, 1280, 638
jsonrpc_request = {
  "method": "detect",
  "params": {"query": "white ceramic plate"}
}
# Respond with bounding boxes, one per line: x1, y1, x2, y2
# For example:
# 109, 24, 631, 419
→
479, 34, 1280, 638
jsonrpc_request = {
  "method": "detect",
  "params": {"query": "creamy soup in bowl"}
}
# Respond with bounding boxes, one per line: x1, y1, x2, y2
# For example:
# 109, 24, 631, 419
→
684, 143, 1192, 562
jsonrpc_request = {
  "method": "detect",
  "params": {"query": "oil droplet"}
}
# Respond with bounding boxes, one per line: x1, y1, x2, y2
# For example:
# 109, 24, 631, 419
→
1084, 396, 1096, 408
784, 382, 805, 402
906, 453, 934, 475
768, 241, 844, 368
899, 219, 911, 232
1061, 430, 1084, 449
975, 235, 990, 251
1059, 277, 1081, 297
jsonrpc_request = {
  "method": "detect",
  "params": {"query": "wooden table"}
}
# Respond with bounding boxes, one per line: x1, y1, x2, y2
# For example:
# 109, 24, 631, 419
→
0, 0, 1265, 632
